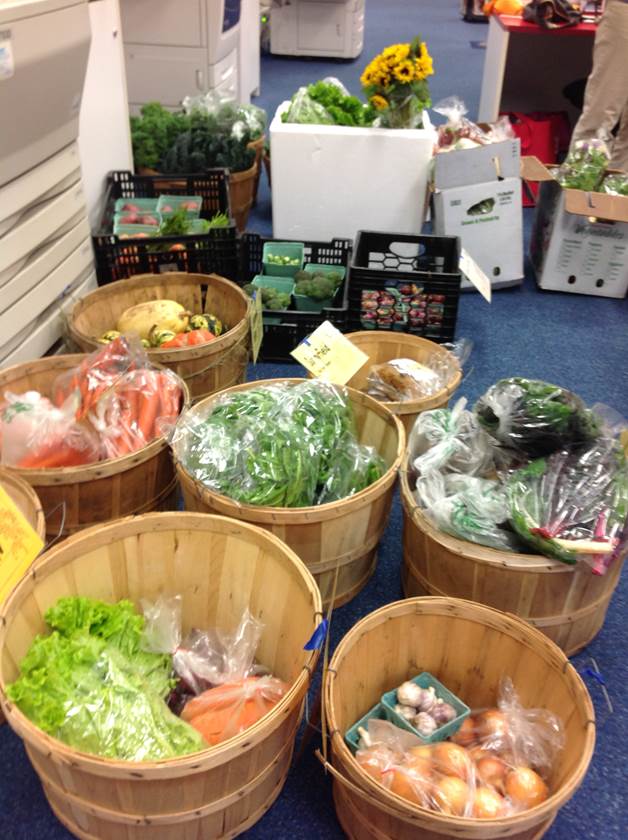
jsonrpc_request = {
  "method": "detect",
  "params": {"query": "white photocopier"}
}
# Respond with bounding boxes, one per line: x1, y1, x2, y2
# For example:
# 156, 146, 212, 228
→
269, 0, 365, 59
0, 0, 97, 366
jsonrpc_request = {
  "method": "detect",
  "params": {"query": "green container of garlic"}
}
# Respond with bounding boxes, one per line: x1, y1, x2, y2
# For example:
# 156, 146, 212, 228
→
381, 672, 470, 744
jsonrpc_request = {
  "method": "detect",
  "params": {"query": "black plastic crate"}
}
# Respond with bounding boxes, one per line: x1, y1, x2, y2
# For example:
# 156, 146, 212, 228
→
239, 234, 352, 362
348, 231, 462, 342
93, 170, 239, 286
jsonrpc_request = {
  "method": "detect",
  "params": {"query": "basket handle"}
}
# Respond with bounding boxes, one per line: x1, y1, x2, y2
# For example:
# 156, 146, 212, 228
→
43, 501, 66, 553
315, 749, 424, 823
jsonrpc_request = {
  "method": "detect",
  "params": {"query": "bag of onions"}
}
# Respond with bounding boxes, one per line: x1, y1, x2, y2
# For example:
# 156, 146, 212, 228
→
354, 677, 563, 819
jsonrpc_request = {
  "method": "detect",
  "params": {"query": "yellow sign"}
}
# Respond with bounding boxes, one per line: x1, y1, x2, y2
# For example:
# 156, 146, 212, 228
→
291, 321, 369, 385
249, 291, 264, 364
0, 485, 44, 604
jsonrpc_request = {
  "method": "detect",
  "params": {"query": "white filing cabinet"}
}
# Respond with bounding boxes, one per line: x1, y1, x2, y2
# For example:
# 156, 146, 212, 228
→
120, 0, 245, 110
270, 0, 364, 58
0, 0, 96, 366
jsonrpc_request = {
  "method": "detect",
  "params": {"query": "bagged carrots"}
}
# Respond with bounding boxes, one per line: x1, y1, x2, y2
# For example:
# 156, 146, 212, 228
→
0, 337, 184, 468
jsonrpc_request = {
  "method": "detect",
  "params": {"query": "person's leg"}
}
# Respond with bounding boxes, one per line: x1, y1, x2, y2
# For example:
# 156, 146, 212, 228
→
609, 102, 628, 171
571, 0, 628, 151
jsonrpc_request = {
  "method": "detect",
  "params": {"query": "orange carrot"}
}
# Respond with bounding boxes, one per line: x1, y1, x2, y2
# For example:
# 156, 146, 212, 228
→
137, 372, 161, 442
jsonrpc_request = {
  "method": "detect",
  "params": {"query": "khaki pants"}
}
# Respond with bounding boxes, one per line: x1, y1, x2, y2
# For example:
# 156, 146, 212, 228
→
571, 0, 628, 171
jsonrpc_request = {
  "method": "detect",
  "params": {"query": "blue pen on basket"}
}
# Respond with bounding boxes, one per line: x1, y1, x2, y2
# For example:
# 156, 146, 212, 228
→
580, 656, 613, 717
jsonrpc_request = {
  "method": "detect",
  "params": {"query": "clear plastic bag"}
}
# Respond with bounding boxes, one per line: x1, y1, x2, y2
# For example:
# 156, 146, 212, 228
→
508, 437, 628, 568
142, 597, 264, 696
474, 378, 600, 459
182, 91, 267, 141
355, 678, 562, 818
415, 472, 520, 551
601, 173, 628, 196
0, 390, 101, 468
408, 398, 498, 477
172, 381, 381, 508
434, 97, 515, 151
317, 438, 385, 504
556, 138, 610, 191
281, 87, 335, 125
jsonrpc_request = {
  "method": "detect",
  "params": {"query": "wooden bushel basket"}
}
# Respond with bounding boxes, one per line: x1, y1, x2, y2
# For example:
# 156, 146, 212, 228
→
0, 467, 45, 541
344, 332, 462, 437
400, 464, 625, 656
176, 379, 405, 608
0, 355, 188, 540
229, 163, 258, 232
323, 596, 595, 840
0, 512, 322, 840
68, 272, 251, 404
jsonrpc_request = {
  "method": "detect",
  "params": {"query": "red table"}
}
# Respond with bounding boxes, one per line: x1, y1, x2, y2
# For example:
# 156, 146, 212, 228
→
478, 14, 598, 123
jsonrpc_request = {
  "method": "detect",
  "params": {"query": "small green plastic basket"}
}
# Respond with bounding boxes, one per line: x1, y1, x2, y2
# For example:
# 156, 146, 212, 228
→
113, 223, 159, 239
303, 263, 346, 283
344, 703, 408, 753
252, 275, 293, 325
293, 293, 335, 313
381, 672, 470, 744
262, 241, 304, 277
157, 194, 203, 218
114, 197, 159, 217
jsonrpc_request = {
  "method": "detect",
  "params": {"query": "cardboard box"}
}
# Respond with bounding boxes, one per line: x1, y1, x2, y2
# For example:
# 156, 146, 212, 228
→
524, 157, 628, 299
270, 103, 434, 241
433, 136, 521, 190
433, 178, 523, 289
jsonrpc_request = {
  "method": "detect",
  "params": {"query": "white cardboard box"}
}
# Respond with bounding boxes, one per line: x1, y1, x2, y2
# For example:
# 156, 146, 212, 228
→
525, 157, 628, 299
433, 137, 521, 190
270, 103, 434, 241
432, 177, 523, 288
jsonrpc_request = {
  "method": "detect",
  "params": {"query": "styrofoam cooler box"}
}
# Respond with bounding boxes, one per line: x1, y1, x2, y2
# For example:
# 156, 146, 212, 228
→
270, 103, 434, 241
432, 178, 523, 288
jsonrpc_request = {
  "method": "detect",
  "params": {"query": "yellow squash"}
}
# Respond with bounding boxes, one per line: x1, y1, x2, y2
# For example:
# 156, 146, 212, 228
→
116, 300, 190, 341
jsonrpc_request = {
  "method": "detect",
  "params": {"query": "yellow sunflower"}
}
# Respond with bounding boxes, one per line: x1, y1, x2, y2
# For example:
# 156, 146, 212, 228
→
393, 60, 415, 84
370, 94, 389, 111
414, 54, 434, 80
383, 43, 410, 62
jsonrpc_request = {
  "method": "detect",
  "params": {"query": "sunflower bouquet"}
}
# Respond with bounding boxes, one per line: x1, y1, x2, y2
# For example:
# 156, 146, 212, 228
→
361, 37, 434, 129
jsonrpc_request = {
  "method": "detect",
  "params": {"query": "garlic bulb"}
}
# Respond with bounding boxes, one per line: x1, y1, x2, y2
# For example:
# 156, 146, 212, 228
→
394, 703, 417, 722
418, 686, 438, 713
432, 702, 457, 725
414, 712, 438, 737
397, 681, 423, 708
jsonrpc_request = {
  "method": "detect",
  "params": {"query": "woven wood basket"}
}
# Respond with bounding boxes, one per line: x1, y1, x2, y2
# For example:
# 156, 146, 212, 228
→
323, 596, 595, 840
0, 512, 322, 840
247, 135, 266, 204
68, 272, 251, 404
0, 355, 188, 540
0, 467, 45, 541
229, 163, 257, 232
344, 332, 462, 436
176, 379, 405, 608
400, 464, 625, 656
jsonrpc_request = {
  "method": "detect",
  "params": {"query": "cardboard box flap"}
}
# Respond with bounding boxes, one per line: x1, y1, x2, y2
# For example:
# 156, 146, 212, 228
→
434, 138, 521, 190
563, 189, 628, 223
520, 156, 556, 183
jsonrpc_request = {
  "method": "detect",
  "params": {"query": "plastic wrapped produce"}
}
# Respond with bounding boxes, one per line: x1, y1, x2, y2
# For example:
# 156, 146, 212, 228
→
474, 378, 599, 459
172, 381, 384, 508
408, 398, 498, 477
318, 439, 385, 504
281, 87, 336, 125
416, 472, 521, 551
6, 596, 205, 761
354, 679, 562, 818
555, 138, 610, 191
601, 173, 628, 196
508, 437, 628, 567
434, 97, 514, 151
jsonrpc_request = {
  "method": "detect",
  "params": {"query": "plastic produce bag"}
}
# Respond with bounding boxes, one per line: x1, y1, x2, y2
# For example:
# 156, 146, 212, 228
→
601, 173, 628, 196
182, 91, 267, 141
415, 472, 521, 551
434, 97, 514, 151
281, 87, 335, 125
408, 398, 497, 477
6, 596, 205, 761
0, 390, 101, 468
555, 138, 610, 191
474, 378, 599, 459
354, 678, 562, 818
508, 437, 628, 567
318, 438, 385, 504
172, 381, 382, 508
142, 596, 264, 697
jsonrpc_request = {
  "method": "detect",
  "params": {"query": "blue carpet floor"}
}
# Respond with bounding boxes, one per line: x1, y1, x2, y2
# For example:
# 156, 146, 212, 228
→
1, 1, 627, 838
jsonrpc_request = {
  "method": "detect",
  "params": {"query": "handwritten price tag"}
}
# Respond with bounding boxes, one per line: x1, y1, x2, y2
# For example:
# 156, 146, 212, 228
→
291, 321, 369, 385
0, 485, 44, 605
